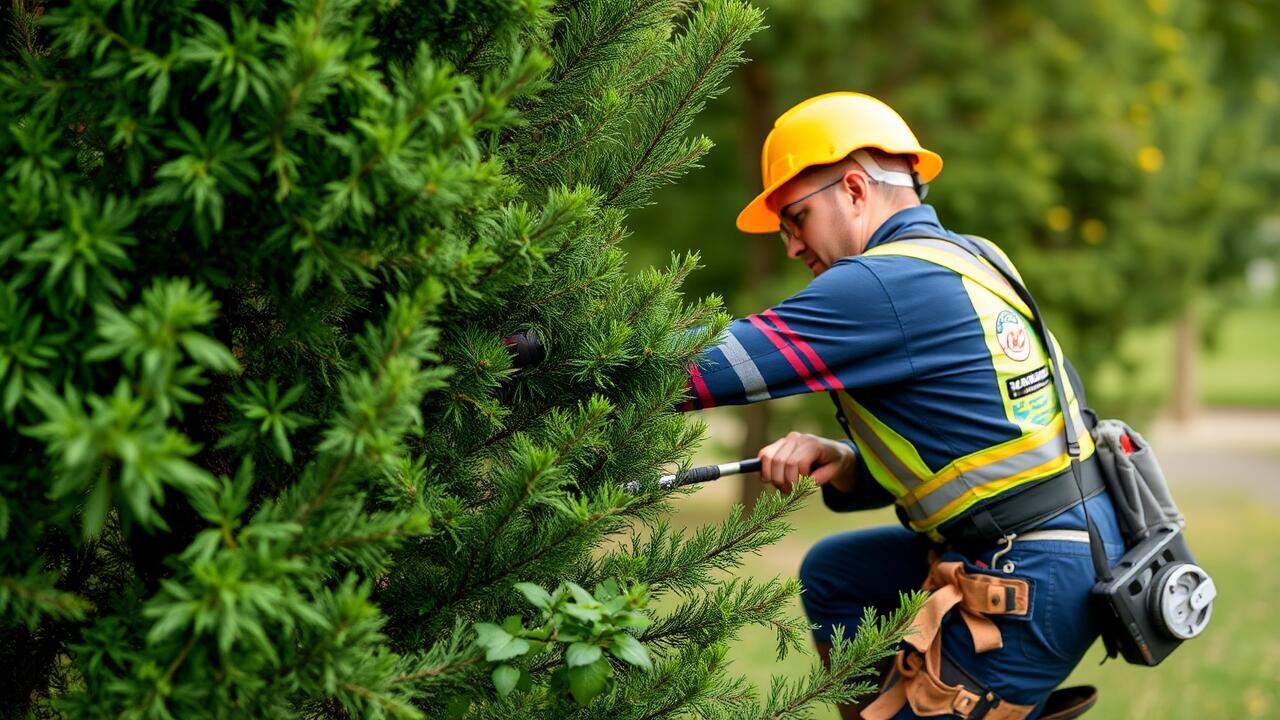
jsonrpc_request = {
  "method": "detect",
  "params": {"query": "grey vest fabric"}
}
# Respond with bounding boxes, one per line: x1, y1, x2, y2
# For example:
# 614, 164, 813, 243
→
1092, 418, 1184, 544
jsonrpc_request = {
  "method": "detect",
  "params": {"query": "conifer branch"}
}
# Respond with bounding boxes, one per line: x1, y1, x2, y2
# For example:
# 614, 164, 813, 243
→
458, 25, 498, 76
753, 595, 926, 719
479, 200, 582, 281
529, 278, 593, 308
334, 678, 420, 717
508, 107, 616, 178
639, 578, 800, 651
637, 690, 696, 720
0, 574, 95, 624
293, 285, 441, 524
292, 527, 420, 558
619, 254, 699, 329
394, 656, 481, 684
603, 8, 742, 206
551, 0, 668, 86
630, 142, 705, 189
441, 498, 637, 614
577, 389, 691, 489
527, 40, 680, 138
268, 4, 328, 199
640, 481, 812, 595
132, 633, 198, 716
295, 338, 402, 525
92, 22, 143, 55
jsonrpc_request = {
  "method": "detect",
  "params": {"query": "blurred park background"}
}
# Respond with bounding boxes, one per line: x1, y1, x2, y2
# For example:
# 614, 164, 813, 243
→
622, 1, 1280, 718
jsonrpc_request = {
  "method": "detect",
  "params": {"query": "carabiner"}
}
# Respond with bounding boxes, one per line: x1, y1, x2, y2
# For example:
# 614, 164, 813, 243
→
990, 533, 1018, 574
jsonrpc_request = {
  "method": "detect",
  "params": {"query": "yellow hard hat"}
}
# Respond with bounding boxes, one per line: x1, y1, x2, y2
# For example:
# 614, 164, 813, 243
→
736, 92, 943, 233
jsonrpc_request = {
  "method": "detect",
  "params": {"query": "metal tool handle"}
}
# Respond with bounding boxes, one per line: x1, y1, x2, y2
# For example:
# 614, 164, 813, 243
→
623, 458, 762, 494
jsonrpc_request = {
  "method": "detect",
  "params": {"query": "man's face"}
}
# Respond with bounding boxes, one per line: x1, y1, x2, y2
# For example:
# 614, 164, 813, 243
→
770, 167, 866, 277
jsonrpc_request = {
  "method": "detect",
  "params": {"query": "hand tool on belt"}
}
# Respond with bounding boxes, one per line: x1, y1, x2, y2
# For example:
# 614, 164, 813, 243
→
862, 560, 1034, 720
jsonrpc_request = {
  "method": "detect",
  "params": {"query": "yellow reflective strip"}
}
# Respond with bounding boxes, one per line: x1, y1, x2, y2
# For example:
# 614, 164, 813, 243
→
958, 276, 1055, 432
866, 242, 1033, 318
842, 419, 910, 497
909, 455, 1070, 531
904, 416, 1065, 503
904, 438, 1068, 520
1047, 332, 1095, 453
849, 430, 911, 491
842, 394, 932, 482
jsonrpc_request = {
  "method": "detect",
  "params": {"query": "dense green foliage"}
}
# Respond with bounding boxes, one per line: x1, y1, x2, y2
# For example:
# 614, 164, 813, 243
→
0, 1, 928, 717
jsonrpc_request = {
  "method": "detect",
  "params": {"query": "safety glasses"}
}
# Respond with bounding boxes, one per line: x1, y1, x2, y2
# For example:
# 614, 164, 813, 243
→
777, 174, 845, 244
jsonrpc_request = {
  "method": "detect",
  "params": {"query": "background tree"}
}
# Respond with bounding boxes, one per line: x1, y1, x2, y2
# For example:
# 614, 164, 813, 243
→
0, 1, 923, 718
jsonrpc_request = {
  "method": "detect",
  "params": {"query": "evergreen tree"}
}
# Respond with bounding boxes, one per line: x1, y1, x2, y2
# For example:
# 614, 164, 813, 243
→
0, 1, 922, 717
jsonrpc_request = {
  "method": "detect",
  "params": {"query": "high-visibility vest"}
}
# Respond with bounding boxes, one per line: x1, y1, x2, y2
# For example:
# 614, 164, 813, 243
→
835, 235, 1095, 540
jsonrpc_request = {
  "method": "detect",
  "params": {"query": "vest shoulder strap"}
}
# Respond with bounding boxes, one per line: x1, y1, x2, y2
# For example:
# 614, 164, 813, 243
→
863, 234, 1033, 318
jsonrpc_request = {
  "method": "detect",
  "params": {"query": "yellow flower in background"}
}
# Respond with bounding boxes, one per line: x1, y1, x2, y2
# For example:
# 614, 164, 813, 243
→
1258, 78, 1279, 106
1146, 0, 1170, 15
1046, 206, 1072, 232
1138, 146, 1164, 173
1153, 25, 1184, 52
1081, 219, 1107, 245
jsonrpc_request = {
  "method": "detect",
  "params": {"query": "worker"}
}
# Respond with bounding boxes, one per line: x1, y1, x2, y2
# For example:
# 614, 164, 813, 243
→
679, 92, 1126, 719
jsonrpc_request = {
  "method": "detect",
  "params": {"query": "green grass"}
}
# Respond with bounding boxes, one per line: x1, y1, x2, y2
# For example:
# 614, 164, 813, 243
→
662, 483, 1280, 719
1092, 303, 1280, 412
1199, 304, 1280, 407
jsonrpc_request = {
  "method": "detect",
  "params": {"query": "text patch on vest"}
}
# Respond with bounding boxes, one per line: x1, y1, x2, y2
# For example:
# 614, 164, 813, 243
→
1006, 365, 1051, 399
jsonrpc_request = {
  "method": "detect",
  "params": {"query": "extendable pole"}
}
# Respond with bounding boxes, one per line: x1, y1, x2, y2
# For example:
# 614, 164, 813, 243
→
623, 458, 762, 494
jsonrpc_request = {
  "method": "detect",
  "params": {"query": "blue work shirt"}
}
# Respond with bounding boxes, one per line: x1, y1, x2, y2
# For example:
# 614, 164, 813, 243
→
681, 205, 1059, 512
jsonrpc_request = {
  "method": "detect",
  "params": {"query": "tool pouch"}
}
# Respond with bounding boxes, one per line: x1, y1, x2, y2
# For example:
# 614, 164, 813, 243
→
1090, 419, 1184, 545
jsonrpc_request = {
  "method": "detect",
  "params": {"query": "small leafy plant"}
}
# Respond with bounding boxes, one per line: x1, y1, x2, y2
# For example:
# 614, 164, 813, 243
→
475, 579, 652, 706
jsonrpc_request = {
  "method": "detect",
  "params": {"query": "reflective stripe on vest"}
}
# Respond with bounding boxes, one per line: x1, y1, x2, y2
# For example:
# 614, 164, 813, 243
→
838, 237, 1094, 534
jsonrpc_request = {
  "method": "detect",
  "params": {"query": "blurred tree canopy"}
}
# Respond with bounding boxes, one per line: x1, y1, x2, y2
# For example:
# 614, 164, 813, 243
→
629, 0, 1280, 416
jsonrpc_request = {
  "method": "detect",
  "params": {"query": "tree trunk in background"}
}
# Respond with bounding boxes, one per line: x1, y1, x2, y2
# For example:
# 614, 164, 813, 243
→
1172, 304, 1199, 422
739, 59, 777, 509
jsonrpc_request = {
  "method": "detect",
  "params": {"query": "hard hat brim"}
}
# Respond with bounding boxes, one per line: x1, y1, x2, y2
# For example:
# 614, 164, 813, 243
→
736, 168, 803, 234
735, 148, 943, 234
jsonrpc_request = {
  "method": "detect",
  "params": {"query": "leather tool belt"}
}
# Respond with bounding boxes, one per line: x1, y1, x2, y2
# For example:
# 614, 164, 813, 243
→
863, 561, 1035, 720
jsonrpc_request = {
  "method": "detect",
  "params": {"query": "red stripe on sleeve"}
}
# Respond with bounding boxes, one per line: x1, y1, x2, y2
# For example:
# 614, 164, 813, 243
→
763, 309, 845, 391
688, 361, 716, 409
747, 315, 827, 392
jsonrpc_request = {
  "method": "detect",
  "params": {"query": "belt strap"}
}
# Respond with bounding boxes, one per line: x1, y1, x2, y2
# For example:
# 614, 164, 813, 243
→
1014, 529, 1090, 543
938, 454, 1105, 548
862, 562, 1035, 720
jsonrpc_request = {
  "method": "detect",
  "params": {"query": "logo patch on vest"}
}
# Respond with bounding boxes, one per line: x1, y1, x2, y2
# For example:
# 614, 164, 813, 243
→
1007, 365, 1051, 399
994, 310, 1031, 362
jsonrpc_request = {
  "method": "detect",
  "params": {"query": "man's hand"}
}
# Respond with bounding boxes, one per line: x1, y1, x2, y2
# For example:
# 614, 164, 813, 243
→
757, 432, 857, 495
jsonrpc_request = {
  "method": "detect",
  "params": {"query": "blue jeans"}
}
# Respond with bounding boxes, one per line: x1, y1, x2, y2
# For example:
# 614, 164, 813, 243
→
799, 493, 1125, 719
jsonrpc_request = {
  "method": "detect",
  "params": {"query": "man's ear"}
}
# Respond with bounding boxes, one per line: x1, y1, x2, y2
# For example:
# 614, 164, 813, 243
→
842, 169, 868, 206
